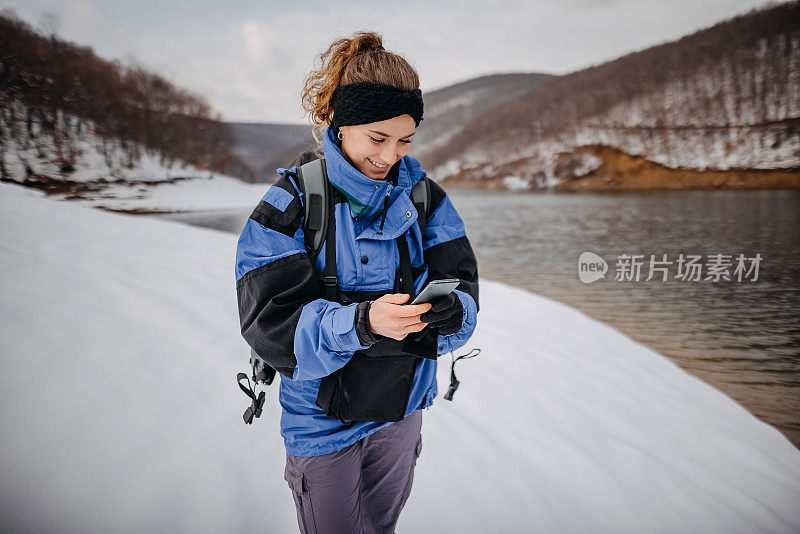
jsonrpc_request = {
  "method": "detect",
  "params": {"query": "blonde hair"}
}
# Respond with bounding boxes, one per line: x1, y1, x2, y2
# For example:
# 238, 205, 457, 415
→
300, 31, 420, 156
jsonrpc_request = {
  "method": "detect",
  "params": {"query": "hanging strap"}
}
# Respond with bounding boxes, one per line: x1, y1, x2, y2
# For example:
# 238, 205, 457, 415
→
443, 348, 481, 401
334, 373, 355, 427
237, 372, 266, 424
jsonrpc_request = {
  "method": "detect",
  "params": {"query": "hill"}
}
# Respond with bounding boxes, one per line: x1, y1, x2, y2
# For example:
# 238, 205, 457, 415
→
420, 2, 800, 191
224, 73, 554, 184
227, 122, 315, 183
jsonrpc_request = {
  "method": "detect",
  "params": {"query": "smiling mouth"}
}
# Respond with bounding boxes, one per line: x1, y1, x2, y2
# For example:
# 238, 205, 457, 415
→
367, 157, 388, 169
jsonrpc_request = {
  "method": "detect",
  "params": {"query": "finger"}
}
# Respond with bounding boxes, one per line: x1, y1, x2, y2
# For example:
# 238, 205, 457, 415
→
396, 316, 425, 330
402, 320, 427, 334
421, 308, 450, 322
431, 298, 450, 312
431, 293, 456, 312
397, 303, 433, 318
420, 314, 436, 324
379, 293, 410, 304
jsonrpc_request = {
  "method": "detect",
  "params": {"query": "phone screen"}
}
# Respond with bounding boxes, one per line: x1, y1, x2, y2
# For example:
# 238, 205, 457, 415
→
411, 278, 460, 305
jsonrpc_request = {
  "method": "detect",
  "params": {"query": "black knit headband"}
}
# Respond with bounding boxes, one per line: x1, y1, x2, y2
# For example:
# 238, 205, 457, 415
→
331, 82, 424, 131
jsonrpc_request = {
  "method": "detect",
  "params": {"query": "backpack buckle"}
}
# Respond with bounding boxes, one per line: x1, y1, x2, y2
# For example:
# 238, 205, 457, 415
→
323, 275, 338, 287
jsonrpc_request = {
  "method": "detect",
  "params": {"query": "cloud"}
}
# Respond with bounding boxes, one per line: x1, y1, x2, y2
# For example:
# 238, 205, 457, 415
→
2, 0, 776, 123
241, 20, 264, 64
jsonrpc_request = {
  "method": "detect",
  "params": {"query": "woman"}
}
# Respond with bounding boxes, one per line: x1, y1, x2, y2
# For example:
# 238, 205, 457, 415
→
235, 32, 479, 533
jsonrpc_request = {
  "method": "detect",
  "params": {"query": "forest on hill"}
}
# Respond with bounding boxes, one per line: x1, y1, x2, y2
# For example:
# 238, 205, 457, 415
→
420, 1, 799, 190
0, 12, 233, 185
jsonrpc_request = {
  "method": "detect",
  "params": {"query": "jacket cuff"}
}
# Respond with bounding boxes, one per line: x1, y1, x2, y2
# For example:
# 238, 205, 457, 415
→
355, 301, 383, 346
437, 289, 477, 354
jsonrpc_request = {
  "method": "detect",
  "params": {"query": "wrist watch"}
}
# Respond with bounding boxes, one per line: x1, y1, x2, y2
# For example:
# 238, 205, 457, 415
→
355, 301, 382, 346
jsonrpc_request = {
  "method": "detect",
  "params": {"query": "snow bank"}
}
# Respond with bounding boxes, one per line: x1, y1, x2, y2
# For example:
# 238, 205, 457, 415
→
1, 182, 799, 533
63, 173, 269, 213
3, 117, 268, 213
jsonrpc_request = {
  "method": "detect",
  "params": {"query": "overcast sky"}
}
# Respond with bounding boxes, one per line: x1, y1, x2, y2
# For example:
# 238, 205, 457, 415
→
2, 0, 776, 124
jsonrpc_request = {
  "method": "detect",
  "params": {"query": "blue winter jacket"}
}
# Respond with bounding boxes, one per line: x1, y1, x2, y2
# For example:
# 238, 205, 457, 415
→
235, 126, 479, 457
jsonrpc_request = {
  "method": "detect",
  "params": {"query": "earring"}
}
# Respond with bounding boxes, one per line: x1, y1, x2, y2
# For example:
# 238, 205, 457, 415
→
337, 130, 343, 140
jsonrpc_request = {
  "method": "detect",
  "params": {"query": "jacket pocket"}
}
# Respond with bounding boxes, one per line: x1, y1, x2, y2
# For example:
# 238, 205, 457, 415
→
316, 352, 419, 423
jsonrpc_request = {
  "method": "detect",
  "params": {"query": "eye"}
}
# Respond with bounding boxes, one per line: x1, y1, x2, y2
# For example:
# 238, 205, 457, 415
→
369, 136, 412, 145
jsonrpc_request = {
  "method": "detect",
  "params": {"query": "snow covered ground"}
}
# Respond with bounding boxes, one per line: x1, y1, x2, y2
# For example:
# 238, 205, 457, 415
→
62, 172, 269, 213
2, 182, 799, 533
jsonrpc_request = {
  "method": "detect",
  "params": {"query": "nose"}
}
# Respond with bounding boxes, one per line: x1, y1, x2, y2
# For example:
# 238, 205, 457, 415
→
380, 142, 400, 164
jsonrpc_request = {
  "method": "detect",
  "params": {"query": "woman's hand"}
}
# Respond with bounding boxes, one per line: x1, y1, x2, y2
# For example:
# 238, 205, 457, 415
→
368, 293, 432, 340
420, 292, 464, 336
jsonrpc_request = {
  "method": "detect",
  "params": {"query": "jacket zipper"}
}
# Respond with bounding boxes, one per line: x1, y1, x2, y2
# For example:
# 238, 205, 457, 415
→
376, 193, 390, 236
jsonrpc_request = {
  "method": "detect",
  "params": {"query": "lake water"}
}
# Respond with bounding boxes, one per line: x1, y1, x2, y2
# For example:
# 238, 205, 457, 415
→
154, 188, 800, 449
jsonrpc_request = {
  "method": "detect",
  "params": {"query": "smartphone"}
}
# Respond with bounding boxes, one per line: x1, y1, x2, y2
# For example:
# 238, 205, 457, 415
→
410, 278, 460, 305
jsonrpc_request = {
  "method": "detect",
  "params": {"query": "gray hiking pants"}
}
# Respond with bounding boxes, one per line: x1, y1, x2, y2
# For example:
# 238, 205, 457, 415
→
284, 409, 423, 534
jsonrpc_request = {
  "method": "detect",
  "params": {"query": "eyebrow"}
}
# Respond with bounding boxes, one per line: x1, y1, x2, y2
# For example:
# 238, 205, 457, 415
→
369, 129, 415, 138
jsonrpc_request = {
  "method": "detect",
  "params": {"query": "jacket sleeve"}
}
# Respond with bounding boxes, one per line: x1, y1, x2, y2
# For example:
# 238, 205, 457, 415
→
235, 171, 370, 382
422, 180, 480, 354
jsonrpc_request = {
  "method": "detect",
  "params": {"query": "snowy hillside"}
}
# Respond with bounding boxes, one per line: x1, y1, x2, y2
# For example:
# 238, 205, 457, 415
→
2, 182, 800, 533
2, 116, 267, 213
424, 3, 800, 188
410, 73, 553, 156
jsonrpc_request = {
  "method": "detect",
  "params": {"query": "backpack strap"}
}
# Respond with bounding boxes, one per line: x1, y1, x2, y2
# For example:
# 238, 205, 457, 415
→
295, 158, 329, 264
321, 173, 339, 300
411, 176, 432, 234
293, 157, 340, 300
396, 232, 415, 298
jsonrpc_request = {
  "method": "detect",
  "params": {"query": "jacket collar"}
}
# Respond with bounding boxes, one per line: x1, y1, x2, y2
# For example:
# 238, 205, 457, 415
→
322, 126, 424, 219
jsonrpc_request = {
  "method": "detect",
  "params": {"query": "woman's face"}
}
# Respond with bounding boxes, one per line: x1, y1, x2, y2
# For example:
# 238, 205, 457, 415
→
339, 114, 416, 180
